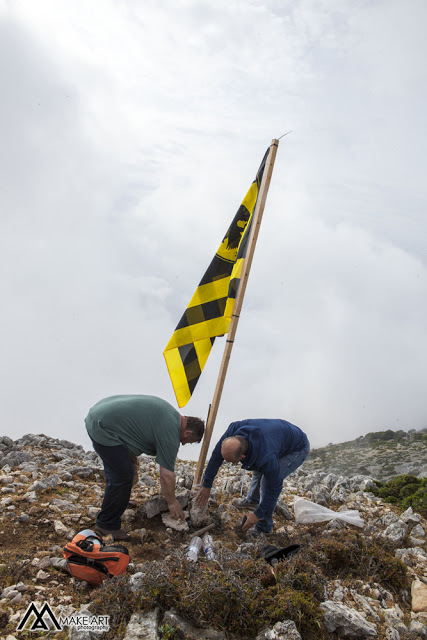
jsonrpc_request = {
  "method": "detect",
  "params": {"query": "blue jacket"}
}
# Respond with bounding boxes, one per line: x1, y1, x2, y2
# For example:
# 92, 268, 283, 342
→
202, 418, 309, 519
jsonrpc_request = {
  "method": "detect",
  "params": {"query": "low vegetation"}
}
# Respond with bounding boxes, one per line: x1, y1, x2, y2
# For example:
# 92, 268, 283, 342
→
371, 474, 427, 518
91, 529, 410, 640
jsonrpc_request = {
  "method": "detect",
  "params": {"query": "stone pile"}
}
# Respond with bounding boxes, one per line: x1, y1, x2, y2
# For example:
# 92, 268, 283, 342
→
0, 434, 427, 639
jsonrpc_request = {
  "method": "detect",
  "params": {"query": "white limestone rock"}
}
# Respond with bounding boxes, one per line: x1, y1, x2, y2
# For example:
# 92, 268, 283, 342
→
161, 511, 189, 531
256, 619, 302, 639
320, 601, 377, 637
412, 579, 427, 613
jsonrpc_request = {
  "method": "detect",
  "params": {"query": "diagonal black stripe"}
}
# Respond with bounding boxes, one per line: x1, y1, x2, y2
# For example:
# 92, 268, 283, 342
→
178, 338, 217, 394
187, 371, 200, 395
227, 276, 240, 301
200, 254, 234, 286
178, 343, 195, 364
176, 298, 228, 330
201, 298, 227, 321
178, 345, 201, 383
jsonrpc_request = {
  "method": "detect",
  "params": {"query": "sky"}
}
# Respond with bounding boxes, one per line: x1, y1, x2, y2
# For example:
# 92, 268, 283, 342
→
1, 0, 426, 463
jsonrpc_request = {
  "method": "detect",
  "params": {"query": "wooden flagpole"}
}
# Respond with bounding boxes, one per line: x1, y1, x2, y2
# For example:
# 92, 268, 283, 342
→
193, 138, 280, 488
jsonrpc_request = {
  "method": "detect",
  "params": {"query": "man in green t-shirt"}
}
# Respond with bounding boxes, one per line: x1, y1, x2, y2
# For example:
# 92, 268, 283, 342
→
85, 395, 204, 540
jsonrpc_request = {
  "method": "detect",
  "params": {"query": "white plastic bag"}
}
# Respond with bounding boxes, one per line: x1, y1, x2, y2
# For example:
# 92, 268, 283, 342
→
293, 497, 364, 528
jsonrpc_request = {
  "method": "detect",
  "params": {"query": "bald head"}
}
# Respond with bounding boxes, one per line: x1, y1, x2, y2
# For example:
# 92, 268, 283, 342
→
221, 436, 248, 463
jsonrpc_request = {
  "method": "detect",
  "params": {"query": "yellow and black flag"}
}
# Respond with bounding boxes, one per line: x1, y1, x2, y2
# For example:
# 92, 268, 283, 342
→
163, 149, 269, 407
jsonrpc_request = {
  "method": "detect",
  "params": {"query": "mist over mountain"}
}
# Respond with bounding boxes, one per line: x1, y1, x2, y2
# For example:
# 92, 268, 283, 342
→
305, 428, 427, 482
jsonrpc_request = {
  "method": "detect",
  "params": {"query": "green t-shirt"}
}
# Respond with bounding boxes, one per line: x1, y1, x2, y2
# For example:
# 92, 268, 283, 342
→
85, 395, 180, 472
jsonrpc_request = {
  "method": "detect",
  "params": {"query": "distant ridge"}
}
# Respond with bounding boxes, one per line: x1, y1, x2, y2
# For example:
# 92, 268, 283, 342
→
304, 428, 427, 481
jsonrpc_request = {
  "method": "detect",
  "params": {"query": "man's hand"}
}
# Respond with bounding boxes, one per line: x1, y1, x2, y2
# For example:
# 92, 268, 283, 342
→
168, 499, 185, 521
241, 511, 259, 533
158, 466, 185, 520
194, 486, 211, 508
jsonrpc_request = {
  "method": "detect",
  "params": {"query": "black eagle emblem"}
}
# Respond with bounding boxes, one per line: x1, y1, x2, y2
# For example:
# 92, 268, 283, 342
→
223, 205, 250, 250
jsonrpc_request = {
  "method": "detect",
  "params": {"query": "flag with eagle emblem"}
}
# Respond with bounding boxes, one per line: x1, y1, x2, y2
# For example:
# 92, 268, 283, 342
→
163, 148, 269, 407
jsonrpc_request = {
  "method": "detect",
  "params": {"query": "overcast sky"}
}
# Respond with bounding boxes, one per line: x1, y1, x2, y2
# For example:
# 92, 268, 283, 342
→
1, 0, 426, 463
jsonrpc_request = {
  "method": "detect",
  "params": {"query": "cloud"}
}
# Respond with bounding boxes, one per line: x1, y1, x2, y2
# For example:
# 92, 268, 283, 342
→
0, 1, 426, 464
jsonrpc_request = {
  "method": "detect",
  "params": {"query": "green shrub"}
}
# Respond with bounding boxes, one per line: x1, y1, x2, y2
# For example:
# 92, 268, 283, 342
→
371, 475, 427, 517
364, 430, 396, 443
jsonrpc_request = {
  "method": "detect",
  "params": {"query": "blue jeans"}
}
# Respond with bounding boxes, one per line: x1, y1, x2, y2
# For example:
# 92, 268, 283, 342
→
90, 438, 134, 531
247, 443, 310, 533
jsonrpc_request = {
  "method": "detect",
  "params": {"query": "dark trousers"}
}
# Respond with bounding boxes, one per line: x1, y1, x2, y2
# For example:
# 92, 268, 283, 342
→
90, 438, 134, 531
247, 443, 310, 533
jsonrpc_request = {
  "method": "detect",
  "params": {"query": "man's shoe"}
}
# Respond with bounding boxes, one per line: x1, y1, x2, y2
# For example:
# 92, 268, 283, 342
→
96, 526, 131, 541
246, 527, 272, 539
232, 497, 259, 509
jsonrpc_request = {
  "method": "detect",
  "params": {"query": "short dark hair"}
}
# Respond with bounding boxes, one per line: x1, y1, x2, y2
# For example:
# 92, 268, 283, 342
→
185, 416, 205, 443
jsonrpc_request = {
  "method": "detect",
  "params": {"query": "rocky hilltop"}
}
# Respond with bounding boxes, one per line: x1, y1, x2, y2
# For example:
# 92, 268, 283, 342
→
0, 433, 427, 640
305, 429, 427, 482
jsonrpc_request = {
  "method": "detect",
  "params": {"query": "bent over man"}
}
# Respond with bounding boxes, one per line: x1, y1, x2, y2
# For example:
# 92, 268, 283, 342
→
85, 394, 204, 540
195, 418, 309, 536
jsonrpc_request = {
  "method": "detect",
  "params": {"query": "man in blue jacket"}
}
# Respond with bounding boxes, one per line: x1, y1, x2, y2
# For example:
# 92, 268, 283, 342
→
195, 418, 310, 536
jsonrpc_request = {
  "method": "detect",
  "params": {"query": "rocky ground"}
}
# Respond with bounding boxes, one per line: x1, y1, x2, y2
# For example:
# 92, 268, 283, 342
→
1, 434, 427, 640
304, 431, 427, 481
